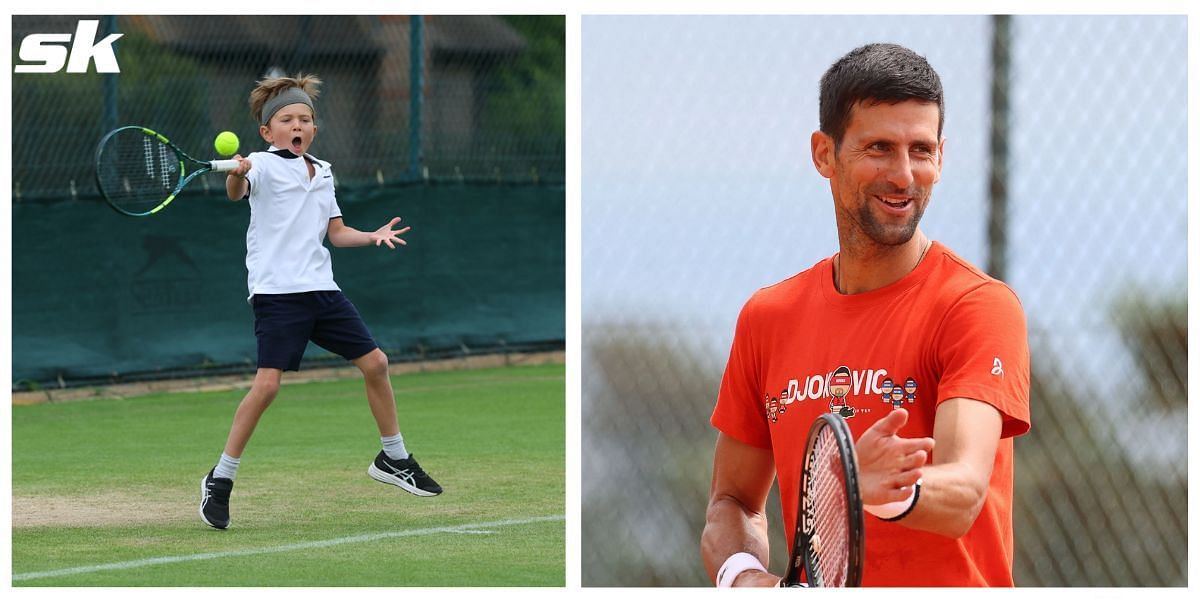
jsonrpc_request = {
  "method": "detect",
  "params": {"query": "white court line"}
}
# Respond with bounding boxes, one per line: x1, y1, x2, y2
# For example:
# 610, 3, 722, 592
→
13, 515, 564, 583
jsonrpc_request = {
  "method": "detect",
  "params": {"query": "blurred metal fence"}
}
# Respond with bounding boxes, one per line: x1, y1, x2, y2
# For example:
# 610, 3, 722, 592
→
11, 15, 564, 202
582, 15, 1186, 587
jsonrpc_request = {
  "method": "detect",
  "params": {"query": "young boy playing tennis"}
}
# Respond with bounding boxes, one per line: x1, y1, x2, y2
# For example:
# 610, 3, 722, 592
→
200, 74, 441, 530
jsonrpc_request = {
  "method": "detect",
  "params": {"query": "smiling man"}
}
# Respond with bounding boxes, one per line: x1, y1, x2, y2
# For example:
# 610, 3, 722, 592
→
701, 43, 1031, 587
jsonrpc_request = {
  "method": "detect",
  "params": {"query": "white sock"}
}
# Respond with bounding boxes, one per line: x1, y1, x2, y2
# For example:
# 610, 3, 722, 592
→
381, 433, 409, 460
214, 453, 240, 480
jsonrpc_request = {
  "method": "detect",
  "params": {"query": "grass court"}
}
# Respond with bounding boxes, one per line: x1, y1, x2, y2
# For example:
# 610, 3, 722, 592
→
12, 363, 564, 586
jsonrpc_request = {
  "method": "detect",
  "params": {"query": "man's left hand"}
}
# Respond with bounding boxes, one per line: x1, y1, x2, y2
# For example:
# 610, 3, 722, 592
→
856, 408, 934, 506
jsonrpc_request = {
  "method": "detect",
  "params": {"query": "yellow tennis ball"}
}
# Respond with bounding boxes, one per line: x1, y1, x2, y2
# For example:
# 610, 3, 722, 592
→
214, 131, 239, 156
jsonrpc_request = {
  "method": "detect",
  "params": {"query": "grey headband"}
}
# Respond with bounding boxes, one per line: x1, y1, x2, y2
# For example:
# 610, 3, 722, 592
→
261, 88, 314, 125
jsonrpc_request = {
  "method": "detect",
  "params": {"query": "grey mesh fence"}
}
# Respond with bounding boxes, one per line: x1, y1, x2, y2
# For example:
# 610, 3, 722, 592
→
582, 15, 1185, 587
12, 15, 564, 203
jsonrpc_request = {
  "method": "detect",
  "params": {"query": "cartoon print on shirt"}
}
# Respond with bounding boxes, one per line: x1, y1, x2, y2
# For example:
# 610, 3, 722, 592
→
766, 366, 924, 425
827, 365, 856, 418
765, 393, 786, 423
889, 382, 906, 409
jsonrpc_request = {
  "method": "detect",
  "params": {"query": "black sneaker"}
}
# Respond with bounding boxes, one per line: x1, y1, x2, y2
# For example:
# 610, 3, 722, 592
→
200, 468, 233, 529
367, 451, 442, 496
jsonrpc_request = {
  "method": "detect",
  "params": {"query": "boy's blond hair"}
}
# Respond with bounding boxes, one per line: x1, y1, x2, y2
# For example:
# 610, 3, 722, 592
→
249, 74, 323, 124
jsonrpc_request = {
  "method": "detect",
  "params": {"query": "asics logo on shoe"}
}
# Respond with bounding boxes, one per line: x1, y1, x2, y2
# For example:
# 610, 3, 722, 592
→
386, 464, 416, 483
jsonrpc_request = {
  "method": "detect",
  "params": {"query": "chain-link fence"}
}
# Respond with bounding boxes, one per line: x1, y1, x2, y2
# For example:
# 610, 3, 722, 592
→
12, 15, 564, 203
582, 15, 1185, 587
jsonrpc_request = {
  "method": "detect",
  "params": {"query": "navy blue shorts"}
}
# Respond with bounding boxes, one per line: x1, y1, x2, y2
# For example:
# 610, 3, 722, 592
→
252, 291, 379, 371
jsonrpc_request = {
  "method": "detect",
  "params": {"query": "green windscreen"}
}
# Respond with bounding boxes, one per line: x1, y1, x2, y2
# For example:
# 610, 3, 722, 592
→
12, 184, 564, 386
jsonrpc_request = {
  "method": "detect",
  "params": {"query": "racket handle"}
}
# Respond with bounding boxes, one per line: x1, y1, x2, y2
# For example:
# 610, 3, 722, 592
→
210, 159, 240, 172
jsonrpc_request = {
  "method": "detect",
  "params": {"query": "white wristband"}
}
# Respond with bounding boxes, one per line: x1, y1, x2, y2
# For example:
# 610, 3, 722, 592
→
716, 552, 767, 587
864, 479, 921, 520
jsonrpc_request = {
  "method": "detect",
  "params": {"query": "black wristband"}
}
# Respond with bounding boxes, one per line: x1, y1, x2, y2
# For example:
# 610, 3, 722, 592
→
879, 480, 921, 522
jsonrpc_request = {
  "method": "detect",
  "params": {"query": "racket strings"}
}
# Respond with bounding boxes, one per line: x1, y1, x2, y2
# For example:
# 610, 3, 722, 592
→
808, 427, 851, 586
97, 131, 181, 213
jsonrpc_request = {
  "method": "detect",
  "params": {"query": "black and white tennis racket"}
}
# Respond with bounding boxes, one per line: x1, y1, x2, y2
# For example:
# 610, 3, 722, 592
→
94, 125, 240, 217
780, 412, 865, 587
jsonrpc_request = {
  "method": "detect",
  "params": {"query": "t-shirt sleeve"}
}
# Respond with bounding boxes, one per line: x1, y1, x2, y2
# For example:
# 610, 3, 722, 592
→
327, 166, 342, 219
711, 297, 772, 449
244, 152, 262, 197
933, 281, 1031, 438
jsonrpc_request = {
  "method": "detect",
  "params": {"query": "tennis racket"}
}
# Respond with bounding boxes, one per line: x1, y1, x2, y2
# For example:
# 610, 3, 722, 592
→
780, 412, 865, 587
94, 125, 241, 217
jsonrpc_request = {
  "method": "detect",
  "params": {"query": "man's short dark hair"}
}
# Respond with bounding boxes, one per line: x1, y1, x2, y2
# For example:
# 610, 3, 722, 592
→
819, 43, 944, 148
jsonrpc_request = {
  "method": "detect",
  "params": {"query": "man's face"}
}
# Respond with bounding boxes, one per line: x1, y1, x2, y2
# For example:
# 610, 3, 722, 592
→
821, 99, 943, 248
259, 103, 317, 155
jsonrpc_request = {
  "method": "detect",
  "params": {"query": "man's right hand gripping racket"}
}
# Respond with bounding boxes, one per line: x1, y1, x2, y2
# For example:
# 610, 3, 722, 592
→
780, 412, 865, 587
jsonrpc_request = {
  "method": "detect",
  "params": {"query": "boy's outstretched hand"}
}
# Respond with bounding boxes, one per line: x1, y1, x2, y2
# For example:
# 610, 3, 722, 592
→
370, 217, 411, 249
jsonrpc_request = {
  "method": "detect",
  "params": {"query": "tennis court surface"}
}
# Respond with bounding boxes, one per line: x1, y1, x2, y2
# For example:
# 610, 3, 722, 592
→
12, 364, 565, 586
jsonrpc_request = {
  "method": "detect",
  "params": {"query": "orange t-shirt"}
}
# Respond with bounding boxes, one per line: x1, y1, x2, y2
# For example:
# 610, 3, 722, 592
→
711, 242, 1031, 587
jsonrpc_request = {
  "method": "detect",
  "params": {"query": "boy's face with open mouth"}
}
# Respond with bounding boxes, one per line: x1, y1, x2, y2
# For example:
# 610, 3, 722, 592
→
260, 103, 317, 155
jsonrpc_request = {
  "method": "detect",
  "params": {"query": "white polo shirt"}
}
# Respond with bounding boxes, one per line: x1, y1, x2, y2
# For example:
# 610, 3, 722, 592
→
242, 146, 342, 300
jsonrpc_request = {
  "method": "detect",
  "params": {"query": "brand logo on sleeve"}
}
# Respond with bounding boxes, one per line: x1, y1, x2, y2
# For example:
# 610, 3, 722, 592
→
991, 358, 1004, 377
